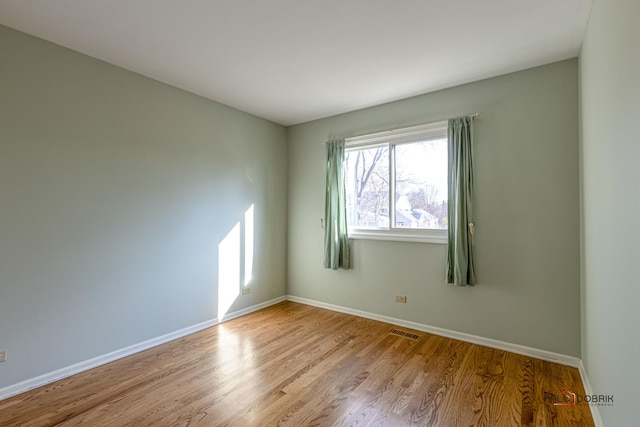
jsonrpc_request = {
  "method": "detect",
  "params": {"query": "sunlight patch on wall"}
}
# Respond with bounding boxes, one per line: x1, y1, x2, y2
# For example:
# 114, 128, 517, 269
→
218, 222, 241, 319
217, 204, 255, 320
244, 204, 254, 287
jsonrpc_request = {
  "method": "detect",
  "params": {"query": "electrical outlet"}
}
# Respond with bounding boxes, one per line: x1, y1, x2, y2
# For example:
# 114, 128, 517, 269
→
242, 287, 251, 295
395, 295, 407, 304
0, 351, 6, 362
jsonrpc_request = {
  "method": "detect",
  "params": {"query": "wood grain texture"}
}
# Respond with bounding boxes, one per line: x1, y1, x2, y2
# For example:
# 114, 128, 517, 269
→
0, 301, 594, 426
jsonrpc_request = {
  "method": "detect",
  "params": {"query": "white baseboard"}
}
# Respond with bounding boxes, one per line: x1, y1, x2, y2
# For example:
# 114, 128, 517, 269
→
286, 295, 582, 368
578, 361, 604, 427
0, 296, 286, 401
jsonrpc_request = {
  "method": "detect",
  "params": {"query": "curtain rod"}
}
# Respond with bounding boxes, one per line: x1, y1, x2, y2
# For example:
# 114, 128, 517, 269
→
324, 113, 480, 144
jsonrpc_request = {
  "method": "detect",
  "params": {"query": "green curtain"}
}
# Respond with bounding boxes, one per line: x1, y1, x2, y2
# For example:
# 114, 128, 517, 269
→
447, 117, 475, 286
324, 139, 351, 270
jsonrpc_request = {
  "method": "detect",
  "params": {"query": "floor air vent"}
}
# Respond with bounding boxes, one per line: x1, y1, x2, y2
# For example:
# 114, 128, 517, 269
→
390, 329, 420, 340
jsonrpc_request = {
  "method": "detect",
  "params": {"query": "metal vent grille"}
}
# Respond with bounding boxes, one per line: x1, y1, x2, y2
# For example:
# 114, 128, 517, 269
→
390, 329, 420, 340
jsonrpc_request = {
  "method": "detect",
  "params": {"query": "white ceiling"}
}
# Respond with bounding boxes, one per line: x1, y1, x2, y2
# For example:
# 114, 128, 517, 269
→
0, 0, 592, 126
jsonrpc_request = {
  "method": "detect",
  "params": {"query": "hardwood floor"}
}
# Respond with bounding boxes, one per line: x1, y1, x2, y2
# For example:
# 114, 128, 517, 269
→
0, 301, 594, 426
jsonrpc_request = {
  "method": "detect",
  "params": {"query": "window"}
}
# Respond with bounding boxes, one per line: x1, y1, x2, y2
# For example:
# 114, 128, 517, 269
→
344, 121, 448, 243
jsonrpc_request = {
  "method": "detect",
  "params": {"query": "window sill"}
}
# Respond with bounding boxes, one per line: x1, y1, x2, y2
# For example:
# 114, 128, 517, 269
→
348, 229, 447, 244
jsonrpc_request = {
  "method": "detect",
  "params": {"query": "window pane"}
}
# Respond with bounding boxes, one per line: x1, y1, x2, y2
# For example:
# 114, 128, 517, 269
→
345, 146, 389, 228
394, 139, 448, 229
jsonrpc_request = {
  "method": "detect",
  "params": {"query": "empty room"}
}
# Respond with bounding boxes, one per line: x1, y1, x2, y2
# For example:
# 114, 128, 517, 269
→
0, 0, 637, 426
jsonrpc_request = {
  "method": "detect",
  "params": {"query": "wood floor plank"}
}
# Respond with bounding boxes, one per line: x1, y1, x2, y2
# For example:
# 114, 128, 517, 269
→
0, 301, 595, 426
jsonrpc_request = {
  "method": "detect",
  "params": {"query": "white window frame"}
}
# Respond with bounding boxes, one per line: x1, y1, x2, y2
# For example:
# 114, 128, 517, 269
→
345, 121, 448, 244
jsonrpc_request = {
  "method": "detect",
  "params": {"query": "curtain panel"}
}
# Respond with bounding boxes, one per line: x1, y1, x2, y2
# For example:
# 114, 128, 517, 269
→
324, 139, 351, 270
447, 117, 476, 286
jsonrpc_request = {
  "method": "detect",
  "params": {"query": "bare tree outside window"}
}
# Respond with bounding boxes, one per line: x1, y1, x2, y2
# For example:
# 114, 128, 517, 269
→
345, 146, 389, 227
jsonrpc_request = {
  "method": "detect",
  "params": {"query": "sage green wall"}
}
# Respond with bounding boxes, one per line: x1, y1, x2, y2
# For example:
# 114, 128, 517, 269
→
0, 25, 287, 389
580, 0, 640, 424
288, 60, 581, 356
